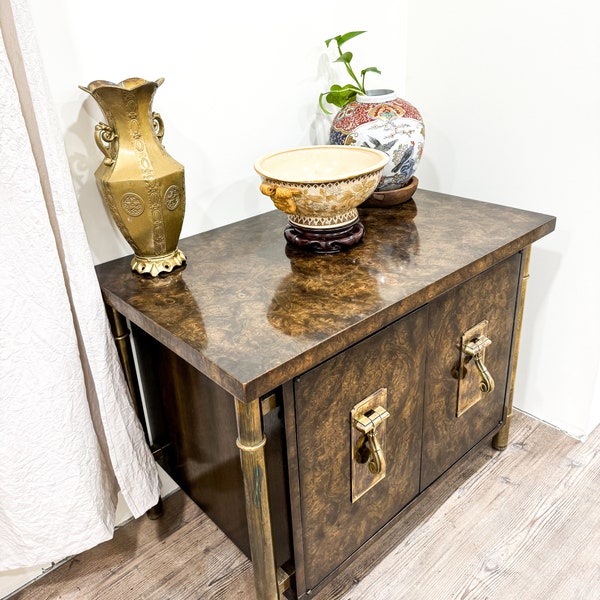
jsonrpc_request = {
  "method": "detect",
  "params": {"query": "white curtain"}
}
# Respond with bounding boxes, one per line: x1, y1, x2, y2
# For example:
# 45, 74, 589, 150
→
0, 0, 160, 570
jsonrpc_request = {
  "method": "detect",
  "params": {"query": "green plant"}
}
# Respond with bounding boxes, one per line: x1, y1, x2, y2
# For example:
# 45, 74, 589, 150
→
319, 30, 382, 114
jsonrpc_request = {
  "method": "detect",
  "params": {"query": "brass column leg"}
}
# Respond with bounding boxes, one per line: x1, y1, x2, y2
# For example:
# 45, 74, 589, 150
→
105, 306, 163, 519
235, 397, 280, 600
493, 245, 531, 451
106, 307, 146, 428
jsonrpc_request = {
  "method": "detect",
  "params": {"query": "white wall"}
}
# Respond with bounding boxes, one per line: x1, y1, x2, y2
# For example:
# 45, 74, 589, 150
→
406, 0, 600, 438
27, 0, 408, 265
26, 0, 600, 436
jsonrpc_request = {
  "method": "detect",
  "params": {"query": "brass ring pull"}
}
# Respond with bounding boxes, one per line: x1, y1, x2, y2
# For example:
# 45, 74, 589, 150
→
353, 405, 390, 475
366, 430, 385, 475
463, 335, 495, 393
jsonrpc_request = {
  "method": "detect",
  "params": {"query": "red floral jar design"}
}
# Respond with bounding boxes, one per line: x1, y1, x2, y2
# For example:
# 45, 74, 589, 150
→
330, 89, 425, 192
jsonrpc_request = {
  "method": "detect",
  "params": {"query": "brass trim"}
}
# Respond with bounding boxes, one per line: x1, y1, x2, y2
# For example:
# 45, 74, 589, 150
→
354, 405, 390, 475
261, 393, 278, 416
130, 248, 186, 277
145, 497, 164, 520
235, 434, 267, 452
350, 388, 389, 502
234, 397, 280, 599
494, 246, 532, 450
463, 334, 495, 394
105, 307, 146, 433
94, 122, 117, 165
152, 111, 165, 142
277, 566, 293, 594
456, 320, 495, 417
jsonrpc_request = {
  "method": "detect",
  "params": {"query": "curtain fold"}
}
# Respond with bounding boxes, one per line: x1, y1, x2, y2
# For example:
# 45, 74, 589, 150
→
0, 0, 160, 570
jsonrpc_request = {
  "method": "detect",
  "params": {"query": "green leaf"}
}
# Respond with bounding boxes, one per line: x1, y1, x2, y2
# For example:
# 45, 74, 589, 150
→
320, 31, 381, 112
326, 94, 349, 109
334, 52, 353, 65
319, 82, 363, 113
319, 92, 333, 114
326, 87, 359, 107
336, 31, 366, 47
361, 67, 382, 76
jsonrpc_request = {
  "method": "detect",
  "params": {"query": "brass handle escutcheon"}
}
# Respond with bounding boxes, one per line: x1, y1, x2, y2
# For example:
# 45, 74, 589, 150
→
353, 405, 390, 475
463, 335, 495, 393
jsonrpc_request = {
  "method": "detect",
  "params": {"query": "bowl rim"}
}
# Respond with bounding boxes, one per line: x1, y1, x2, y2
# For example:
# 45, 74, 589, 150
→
254, 145, 389, 183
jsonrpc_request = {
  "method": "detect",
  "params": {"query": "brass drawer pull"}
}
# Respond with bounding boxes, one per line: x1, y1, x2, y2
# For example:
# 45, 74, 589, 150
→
353, 405, 390, 475
463, 335, 495, 393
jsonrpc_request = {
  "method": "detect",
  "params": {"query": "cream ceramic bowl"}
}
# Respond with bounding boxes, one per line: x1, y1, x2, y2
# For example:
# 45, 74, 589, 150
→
254, 145, 388, 230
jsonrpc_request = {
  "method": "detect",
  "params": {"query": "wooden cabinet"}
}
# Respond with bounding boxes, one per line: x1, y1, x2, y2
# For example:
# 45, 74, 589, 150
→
422, 253, 522, 488
96, 190, 555, 599
290, 307, 427, 590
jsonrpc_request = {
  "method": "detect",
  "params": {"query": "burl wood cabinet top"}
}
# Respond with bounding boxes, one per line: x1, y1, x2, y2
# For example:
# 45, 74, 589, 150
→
95, 189, 556, 401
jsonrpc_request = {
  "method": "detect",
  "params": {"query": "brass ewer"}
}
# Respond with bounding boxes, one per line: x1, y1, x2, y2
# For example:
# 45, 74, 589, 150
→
80, 77, 186, 276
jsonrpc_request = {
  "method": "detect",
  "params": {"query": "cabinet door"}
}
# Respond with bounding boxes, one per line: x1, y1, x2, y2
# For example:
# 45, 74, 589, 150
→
421, 253, 522, 489
292, 307, 427, 592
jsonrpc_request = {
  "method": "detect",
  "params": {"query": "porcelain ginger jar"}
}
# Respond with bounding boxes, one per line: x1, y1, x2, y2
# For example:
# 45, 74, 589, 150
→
330, 89, 425, 194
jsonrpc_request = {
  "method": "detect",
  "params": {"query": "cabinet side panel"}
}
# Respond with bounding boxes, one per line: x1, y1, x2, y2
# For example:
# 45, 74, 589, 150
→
133, 329, 293, 567
293, 307, 427, 591
421, 254, 521, 489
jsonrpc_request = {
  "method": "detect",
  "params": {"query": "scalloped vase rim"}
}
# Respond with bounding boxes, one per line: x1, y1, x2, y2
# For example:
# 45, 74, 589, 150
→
79, 77, 164, 94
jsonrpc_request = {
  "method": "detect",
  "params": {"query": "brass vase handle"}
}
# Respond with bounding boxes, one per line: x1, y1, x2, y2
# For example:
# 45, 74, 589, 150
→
353, 405, 390, 475
463, 335, 495, 393
94, 122, 117, 166
152, 112, 164, 142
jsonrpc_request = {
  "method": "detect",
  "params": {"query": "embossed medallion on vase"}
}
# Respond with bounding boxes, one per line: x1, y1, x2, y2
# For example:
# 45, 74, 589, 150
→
81, 77, 186, 276
330, 89, 425, 205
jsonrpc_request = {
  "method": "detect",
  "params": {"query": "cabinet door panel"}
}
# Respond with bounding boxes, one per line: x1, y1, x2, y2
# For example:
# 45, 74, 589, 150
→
293, 307, 427, 591
421, 253, 521, 489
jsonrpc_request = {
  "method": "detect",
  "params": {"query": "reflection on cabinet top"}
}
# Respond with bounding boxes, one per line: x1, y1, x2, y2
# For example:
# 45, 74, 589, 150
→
95, 189, 556, 401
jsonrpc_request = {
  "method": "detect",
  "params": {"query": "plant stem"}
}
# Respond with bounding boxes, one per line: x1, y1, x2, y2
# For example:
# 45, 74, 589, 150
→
338, 47, 363, 92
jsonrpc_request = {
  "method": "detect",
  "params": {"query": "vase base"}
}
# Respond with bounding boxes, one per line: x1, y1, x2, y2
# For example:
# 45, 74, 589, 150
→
363, 176, 419, 208
284, 220, 365, 254
131, 248, 187, 277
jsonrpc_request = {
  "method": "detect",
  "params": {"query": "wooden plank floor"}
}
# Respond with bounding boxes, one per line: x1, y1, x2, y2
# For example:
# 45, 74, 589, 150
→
9, 410, 600, 600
